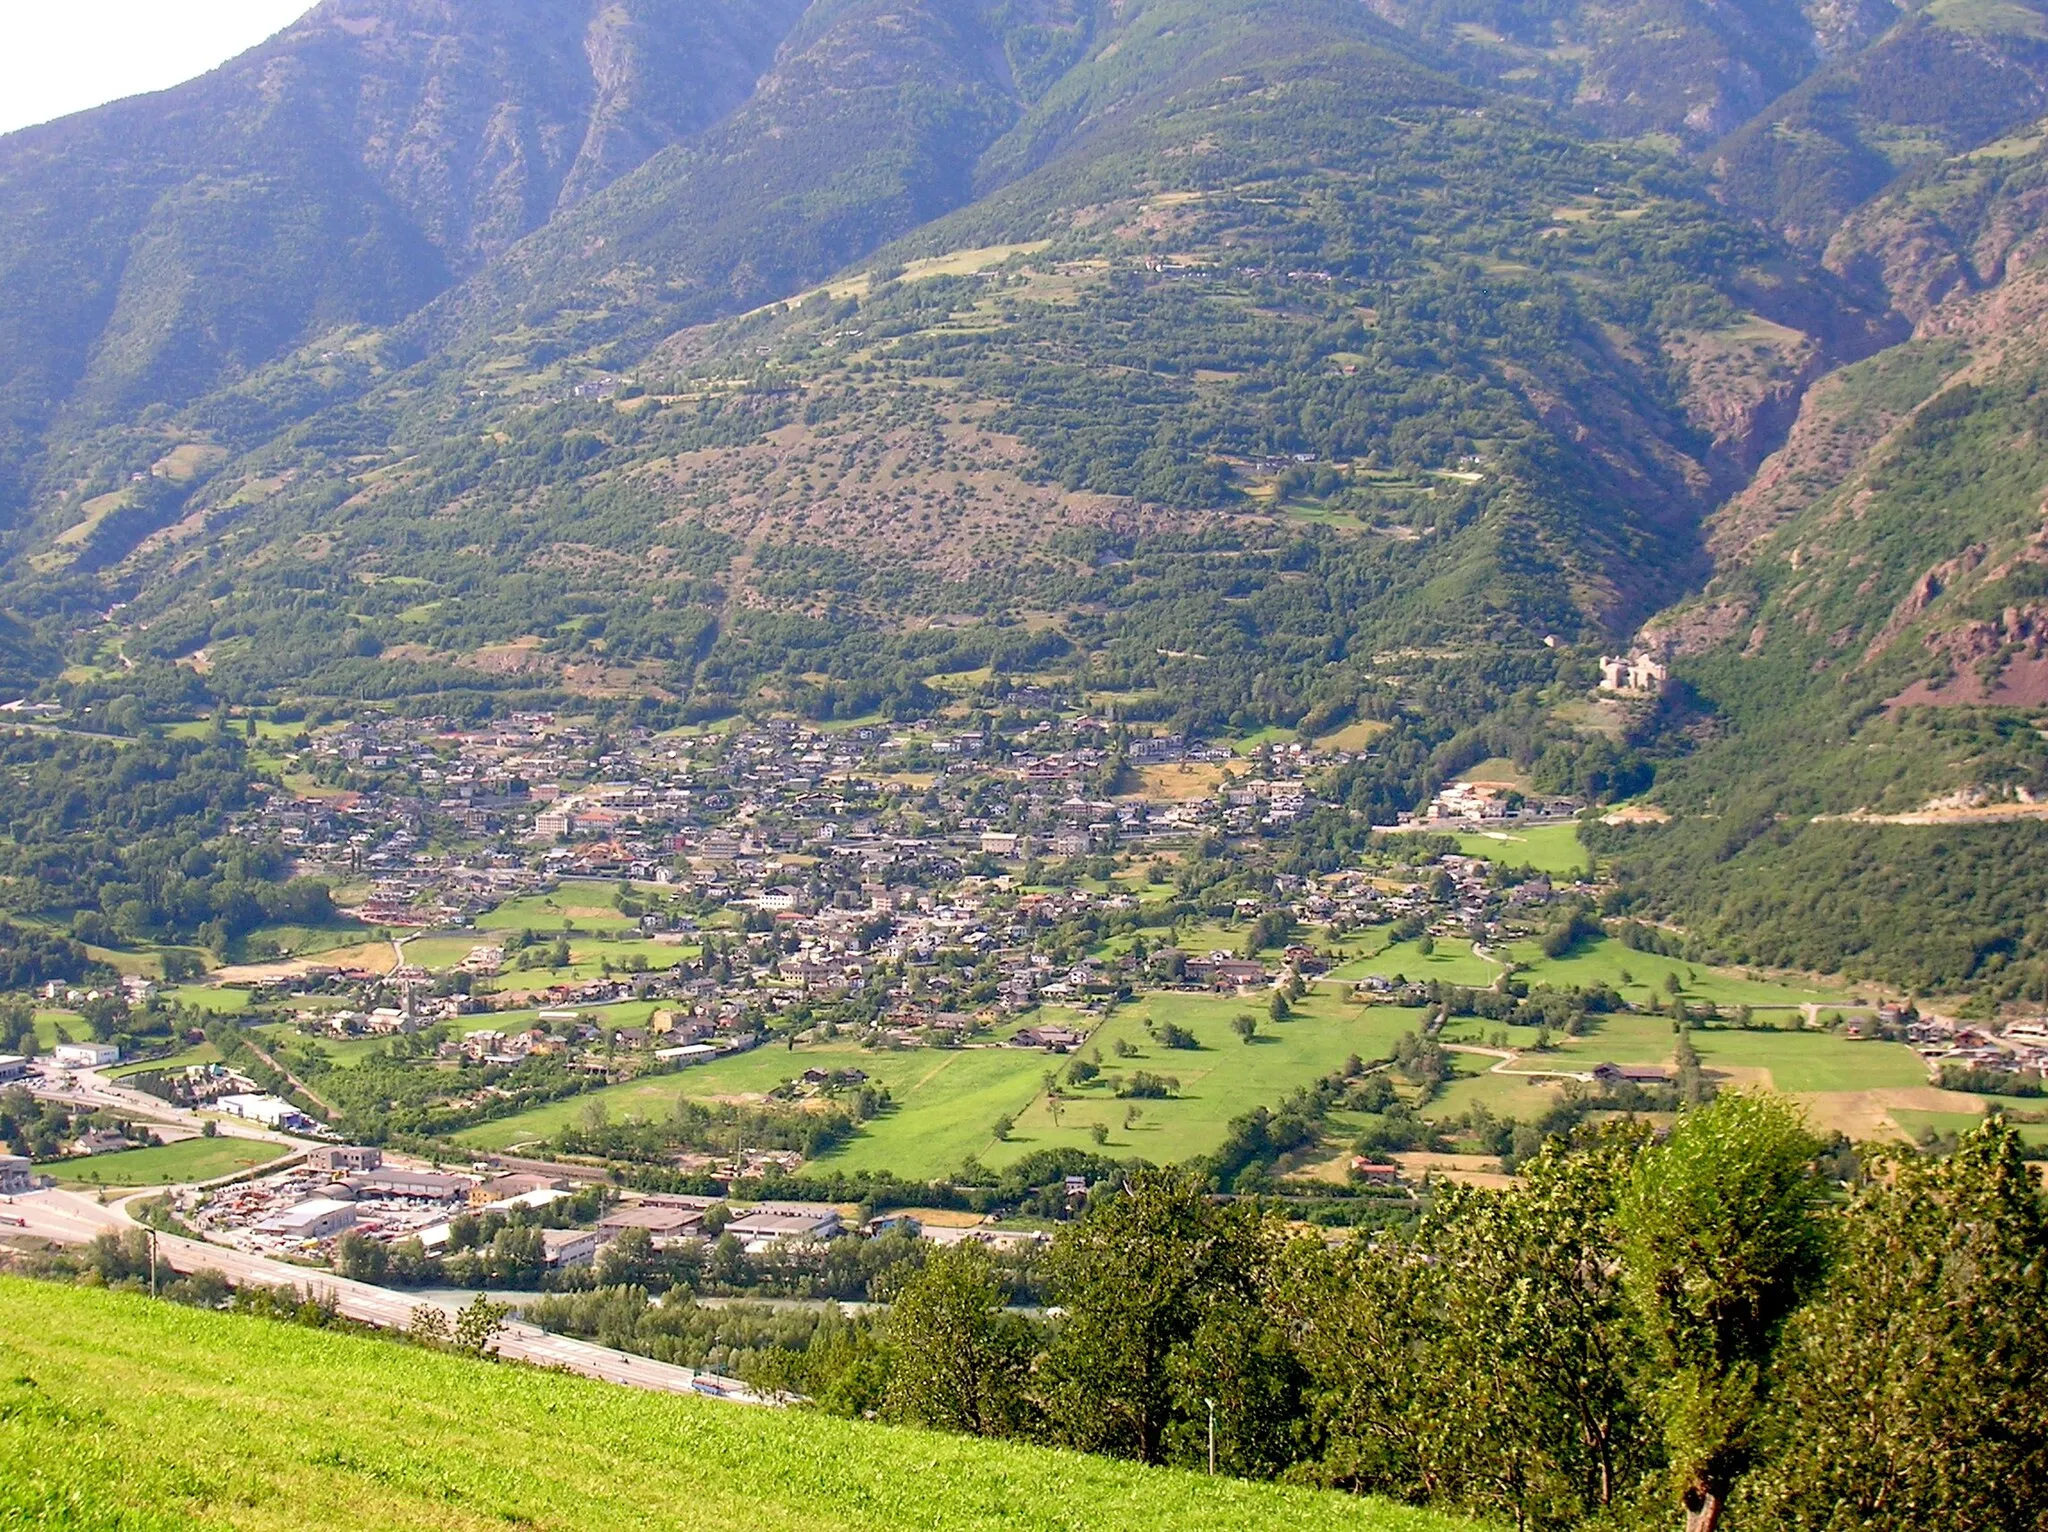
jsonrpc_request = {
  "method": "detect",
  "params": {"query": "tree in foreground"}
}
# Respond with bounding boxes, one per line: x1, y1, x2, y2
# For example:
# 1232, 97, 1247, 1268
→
1616, 1093, 1827, 1532
1036, 1167, 1266, 1463
1284, 1122, 1659, 1531
1738, 1119, 2048, 1530
883, 1242, 1034, 1437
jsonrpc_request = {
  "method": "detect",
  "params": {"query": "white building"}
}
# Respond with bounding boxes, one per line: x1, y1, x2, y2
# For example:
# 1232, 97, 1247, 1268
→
51, 1043, 119, 1069
541, 1228, 599, 1267
215, 1094, 310, 1131
725, 1202, 842, 1251
1599, 652, 1669, 695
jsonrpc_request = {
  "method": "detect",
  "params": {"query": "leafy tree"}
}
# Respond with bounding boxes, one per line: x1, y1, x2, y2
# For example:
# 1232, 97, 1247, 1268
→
1616, 1094, 1827, 1532
883, 1243, 1035, 1438
1037, 1168, 1266, 1463
452, 1294, 509, 1358
332, 1229, 387, 1284
1164, 1298, 1307, 1479
1232, 1013, 1258, 1044
1740, 1120, 2048, 1529
1425, 1127, 1659, 1529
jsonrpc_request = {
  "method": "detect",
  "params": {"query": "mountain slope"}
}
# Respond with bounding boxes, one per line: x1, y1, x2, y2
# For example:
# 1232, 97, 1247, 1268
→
1360, 0, 1898, 143
27, 0, 1900, 736
1597, 123, 2048, 990
1710, 0, 2048, 254
0, 0, 807, 514
416, 0, 1051, 370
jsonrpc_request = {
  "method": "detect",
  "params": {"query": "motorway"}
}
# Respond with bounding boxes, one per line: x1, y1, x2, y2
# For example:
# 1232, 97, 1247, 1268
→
1, 1187, 763, 1403
26, 1061, 296, 1148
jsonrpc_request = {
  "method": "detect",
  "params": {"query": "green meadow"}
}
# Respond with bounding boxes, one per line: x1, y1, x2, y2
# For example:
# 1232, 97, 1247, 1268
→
452, 1039, 1054, 1179
0, 1280, 1475, 1532
476, 882, 646, 934
1452, 822, 1591, 876
51, 1137, 290, 1187
989, 992, 1431, 1168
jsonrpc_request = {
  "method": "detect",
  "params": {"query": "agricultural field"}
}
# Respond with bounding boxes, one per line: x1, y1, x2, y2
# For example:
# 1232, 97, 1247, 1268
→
1452, 823, 1591, 877
1423, 1005, 1937, 1141
1329, 939, 1500, 988
29, 1011, 80, 1047
452, 1040, 1053, 1179
476, 882, 644, 934
988, 993, 1430, 1168
1892, 1108, 2048, 1147
1497, 937, 1856, 1011
0, 1281, 1470, 1532
160, 987, 253, 1015
49, 1137, 289, 1187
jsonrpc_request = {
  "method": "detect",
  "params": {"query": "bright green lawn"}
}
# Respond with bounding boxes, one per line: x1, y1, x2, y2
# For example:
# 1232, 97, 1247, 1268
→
0, 1280, 1472, 1532
1229, 725, 1296, 754
1423, 1014, 1926, 1123
988, 995, 1431, 1168
49, 1137, 289, 1187
478, 882, 643, 934
452, 1041, 1054, 1179
1329, 939, 1501, 988
1452, 823, 1591, 877
1687, 1031, 1929, 1093
162, 987, 252, 1015
1892, 1108, 2048, 1146
1502, 937, 1853, 1009
30, 1010, 80, 1047
107, 1042, 222, 1079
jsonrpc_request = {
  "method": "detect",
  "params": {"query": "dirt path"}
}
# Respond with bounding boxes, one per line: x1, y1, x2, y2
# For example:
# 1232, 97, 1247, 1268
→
238, 1034, 340, 1122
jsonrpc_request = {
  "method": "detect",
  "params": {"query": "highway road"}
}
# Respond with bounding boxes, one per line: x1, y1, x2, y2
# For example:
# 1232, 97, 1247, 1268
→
1, 1188, 763, 1403
26, 1062, 297, 1148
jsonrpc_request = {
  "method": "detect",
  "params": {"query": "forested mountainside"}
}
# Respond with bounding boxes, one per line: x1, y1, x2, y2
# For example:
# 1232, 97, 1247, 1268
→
0, 0, 807, 507
5, 0, 2048, 987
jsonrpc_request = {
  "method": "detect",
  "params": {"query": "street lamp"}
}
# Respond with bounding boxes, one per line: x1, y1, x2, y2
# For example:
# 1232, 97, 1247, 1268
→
1204, 1396, 1216, 1476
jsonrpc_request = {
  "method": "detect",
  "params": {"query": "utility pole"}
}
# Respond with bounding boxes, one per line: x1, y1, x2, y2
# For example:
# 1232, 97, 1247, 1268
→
1205, 1397, 1217, 1477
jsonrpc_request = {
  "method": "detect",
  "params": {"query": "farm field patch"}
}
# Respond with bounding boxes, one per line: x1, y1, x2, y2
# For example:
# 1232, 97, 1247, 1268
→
1452, 823, 1591, 876
989, 994, 1430, 1167
49, 1137, 290, 1187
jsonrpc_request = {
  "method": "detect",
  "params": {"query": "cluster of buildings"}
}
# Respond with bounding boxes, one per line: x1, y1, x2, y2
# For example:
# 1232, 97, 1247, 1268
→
183, 1148, 883, 1264
234, 711, 1388, 927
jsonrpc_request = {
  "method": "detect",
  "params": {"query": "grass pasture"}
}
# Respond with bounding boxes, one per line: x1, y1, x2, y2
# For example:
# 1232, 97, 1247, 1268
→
1330, 938, 1500, 988
477, 882, 641, 934
453, 1041, 1054, 1179
49, 1137, 290, 1187
1452, 823, 1590, 876
989, 993, 1430, 1168
0, 1279, 1470, 1532
1501, 936, 1853, 1011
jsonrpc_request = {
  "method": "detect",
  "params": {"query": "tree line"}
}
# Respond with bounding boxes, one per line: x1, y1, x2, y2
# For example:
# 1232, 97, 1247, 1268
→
864, 1097, 2044, 1532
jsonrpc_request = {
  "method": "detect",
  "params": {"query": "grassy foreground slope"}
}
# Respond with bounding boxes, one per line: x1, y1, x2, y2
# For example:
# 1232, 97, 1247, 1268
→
0, 1280, 1474, 1532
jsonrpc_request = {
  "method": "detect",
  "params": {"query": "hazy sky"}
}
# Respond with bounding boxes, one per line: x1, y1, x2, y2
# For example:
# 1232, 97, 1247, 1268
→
0, 0, 314, 136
